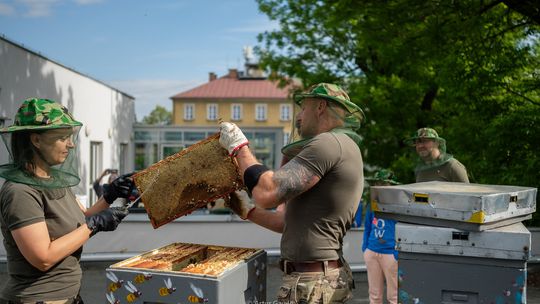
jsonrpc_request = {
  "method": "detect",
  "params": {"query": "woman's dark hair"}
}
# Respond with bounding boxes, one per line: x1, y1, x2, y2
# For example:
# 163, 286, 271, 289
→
11, 131, 43, 176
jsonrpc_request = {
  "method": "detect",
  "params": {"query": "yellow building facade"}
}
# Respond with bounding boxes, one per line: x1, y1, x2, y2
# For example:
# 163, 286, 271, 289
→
172, 98, 293, 130
171, 68, 295, 146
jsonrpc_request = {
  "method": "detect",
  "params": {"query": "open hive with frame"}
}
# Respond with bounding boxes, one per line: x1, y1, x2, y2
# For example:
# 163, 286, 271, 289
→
106, 242, 267, 304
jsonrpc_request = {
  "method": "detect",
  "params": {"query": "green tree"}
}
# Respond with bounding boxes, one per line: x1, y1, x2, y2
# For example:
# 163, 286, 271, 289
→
256, 0, 540, 223
142, 105, 172, 125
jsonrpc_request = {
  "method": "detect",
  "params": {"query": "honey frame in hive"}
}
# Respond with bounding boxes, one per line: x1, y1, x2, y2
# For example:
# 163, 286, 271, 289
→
110, 242, 261, 277
132, 133, 243, 228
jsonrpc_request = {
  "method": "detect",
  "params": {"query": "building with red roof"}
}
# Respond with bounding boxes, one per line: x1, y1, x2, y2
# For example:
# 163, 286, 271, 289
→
133, 62, 296, 171
171, 67, 294, 135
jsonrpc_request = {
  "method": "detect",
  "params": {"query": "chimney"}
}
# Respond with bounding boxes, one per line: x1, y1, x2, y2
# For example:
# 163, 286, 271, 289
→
209, 72, 217, 82
228, 69, 238, 79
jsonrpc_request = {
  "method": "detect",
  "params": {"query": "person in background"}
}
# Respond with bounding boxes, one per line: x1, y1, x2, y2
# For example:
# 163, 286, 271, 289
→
405, 127, 469, 183
221, 83, 365, 303
93, 168, 119, 198
0, 98, 134, 303
362, 169, 400, 304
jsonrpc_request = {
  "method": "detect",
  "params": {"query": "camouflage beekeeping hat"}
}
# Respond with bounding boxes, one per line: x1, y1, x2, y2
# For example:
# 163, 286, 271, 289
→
404, 127, 445, 146
293, 83, 365, 123
365, 169, 400, 185
0, 98, 82, 133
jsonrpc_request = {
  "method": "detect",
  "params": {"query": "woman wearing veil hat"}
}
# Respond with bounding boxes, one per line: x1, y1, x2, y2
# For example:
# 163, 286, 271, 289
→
0, 98, 134, 303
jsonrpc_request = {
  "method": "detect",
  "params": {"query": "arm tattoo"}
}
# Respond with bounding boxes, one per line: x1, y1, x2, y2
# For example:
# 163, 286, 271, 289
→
272, 158, 317, 202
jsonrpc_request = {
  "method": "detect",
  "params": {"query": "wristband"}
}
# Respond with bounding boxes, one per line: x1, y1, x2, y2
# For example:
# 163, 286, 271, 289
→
231, 141, 249, 156
244, 164, 270, 193
245, 206, 256, 220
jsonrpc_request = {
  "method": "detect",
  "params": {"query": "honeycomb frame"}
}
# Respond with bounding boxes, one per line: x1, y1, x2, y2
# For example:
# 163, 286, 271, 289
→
133, 133, 243, 228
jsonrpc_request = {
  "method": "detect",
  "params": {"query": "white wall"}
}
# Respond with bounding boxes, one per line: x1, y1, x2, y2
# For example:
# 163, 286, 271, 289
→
0, 36, 135, 200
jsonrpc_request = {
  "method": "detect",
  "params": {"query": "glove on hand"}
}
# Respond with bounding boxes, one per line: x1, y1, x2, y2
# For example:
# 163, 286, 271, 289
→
103, 172, 135, 204
226, 190, 255, 219
219, 122, 249, 156
85, 207, 129, 237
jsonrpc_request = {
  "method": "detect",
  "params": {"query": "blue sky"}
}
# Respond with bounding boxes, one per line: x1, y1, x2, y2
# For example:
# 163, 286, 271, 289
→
0, 0, 277, 120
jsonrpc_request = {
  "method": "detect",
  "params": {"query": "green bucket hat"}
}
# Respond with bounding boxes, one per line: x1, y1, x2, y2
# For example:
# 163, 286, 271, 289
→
365, 169, 400, 185
293, 83, 365, 123
0, 98, 82, 133
404, 127, 445, 146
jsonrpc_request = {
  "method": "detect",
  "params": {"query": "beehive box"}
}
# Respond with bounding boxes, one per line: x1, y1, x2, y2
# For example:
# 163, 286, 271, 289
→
396, 222, 530, 303
396, 222, 531, 260
133, 133, 243, 228
105, 242, 267, 304
372, 181, 537, 231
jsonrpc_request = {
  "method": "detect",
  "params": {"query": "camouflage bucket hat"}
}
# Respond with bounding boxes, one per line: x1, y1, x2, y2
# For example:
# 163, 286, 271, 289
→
404, 127, 445, 146
293, 83, 365, 123
365, 169, 400, 185
0, 98, 82, 133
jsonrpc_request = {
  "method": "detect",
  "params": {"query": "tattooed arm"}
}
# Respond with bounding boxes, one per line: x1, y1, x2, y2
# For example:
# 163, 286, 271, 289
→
235, 146, 320, 209
254, 158, 320, 208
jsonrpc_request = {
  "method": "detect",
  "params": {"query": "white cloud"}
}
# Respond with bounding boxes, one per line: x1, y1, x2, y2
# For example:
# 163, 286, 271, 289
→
18, 0, 59, 17
109, 78, 204, 121
0, 2, 15, 16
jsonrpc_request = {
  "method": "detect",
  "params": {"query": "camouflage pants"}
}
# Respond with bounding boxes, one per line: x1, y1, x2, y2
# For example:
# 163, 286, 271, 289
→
276, 267, 354, 304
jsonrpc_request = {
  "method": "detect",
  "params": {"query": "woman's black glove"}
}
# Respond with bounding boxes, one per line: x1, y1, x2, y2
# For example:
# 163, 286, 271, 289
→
103, 172, 135, 204
85, 207, 129, 237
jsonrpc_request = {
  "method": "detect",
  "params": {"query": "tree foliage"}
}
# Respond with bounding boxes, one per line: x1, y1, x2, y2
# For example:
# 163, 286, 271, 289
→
142, 105, 172, 125
255, 0, 540, 224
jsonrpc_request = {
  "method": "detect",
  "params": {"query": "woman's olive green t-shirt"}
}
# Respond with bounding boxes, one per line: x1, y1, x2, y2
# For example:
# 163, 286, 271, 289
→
0, 181, 84, 302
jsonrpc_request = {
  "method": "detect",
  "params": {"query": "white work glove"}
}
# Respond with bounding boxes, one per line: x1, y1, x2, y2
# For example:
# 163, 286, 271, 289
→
219, 122, 249, 156
226, 190, 255, 219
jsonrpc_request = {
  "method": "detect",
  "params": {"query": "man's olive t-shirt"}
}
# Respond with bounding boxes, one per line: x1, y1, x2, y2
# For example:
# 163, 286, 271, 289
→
281, 132, 364, 262
0, 181, 84, 302
416, 158, 469, 183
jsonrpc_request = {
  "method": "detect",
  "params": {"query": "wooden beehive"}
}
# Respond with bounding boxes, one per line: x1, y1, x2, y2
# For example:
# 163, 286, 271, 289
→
133, 133, 243, 228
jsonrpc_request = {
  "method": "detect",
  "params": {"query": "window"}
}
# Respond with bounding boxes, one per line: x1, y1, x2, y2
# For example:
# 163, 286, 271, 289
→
207, 104, 218, 121
253, 132, 276, 168
280, 104, 292, 121
255, 104, 267, 121
162, 145, 184, 158
283, 132, 291, 146
184, 104, 195, 121
231, 104, 242, 121
89, 141, 103, 205
119, 143, 128, 174
185, 132, 206, 141
134, 143, 158, 171
135, 131, 158, 141
135, 143, 146, 171
163, 131, 182, 141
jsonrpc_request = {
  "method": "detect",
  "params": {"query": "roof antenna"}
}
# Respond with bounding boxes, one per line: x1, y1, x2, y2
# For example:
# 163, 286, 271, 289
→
243, 46, 254, 64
